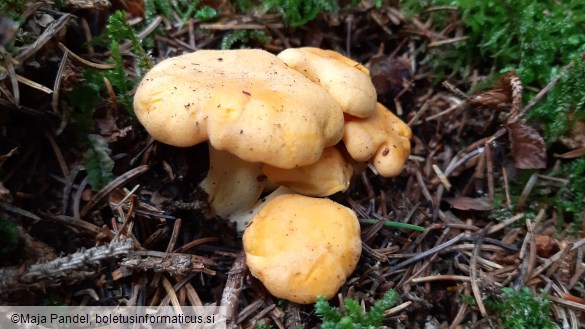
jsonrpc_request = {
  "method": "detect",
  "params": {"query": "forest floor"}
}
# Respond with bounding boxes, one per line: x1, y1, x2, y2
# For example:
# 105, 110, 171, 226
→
0, 1, 584, 328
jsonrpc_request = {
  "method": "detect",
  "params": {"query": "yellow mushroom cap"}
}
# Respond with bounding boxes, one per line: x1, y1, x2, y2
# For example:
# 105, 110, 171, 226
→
277, 47, 377, 118
243, 194, 362, 304
133, 49, 345, 169
343, 103, 412, 177
262, 146, 353, 197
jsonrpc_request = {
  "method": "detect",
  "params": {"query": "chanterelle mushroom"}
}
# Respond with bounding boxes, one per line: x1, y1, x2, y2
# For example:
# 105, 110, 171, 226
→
133, 49, 345, 229
277, 47, 377, 118
243, 194, 362, 304
343, 102, 412, 177
262, 146, 353, 197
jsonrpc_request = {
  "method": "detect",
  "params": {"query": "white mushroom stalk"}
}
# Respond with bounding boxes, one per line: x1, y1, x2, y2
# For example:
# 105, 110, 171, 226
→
199, 147, 266, 221
227, 186, 294, 231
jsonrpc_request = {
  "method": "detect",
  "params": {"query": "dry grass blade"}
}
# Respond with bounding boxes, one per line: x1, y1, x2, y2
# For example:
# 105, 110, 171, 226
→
51, 215, 101, 236
470, 224, 490, 316
80, 165, 149, 217
0, 201, 42, 222
411, 275, 471, 283
161, 276, 182, 315
52, 50, 69, 112
57, 42, 116, 70
389, 232, 465, 272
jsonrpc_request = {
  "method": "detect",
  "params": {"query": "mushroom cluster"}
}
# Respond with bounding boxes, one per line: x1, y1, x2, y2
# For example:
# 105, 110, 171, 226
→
133, 47, 412, 304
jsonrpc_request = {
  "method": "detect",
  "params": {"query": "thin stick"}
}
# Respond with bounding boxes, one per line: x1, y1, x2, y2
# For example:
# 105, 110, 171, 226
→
389, 233, 465, 272
52, 50, 68, 112
81, 165, 149, 217
221, 252, 247, 329
470, 225, 490, 316
411, 275, 471, 283
502, 166, 512, 208
57, 42, 115, 70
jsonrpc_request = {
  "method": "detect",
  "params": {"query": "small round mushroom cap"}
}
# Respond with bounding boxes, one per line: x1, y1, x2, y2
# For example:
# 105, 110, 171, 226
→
262, 146, 352, 197
343, 103, 412, 177
243, 194, 362, 304
133, 49, 345, 169
277, 47, 377, 118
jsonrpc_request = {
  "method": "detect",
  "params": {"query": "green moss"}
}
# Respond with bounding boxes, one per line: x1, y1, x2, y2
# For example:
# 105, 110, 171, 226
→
553, 158, 585, 230
400, 0, 585, 140
486, 287, 555, 329
65, 11, 149, 191
83, 135, 115, 191
221, 30, 271, 49
315, 290, 398, 329
0, 0, 26, 20
236, 0, 339, 27
145, 0, 218, 25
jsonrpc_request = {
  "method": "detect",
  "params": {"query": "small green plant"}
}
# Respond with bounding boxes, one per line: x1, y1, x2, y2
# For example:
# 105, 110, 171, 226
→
83, 135, 115, 191
107, 11, 153, 76
0, 0, 26, 19
144, 0, 218, 25
235, 0, 339, 27
221, 30, 271, 49
486, 286, 555, 329
315, 290, 398, 329
67, 69, 103, 140
553, 158, 585, 229
66, 11, 148, 190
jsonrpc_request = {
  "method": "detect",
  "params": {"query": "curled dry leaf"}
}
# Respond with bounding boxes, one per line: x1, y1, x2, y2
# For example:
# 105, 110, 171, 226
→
468, 71, 520, 111
506, 120, 547, 169
444, 196, 493, 211
535, 234, 557, 258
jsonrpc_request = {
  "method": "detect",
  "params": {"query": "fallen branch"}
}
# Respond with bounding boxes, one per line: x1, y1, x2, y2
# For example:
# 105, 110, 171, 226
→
0, 238, 134, 298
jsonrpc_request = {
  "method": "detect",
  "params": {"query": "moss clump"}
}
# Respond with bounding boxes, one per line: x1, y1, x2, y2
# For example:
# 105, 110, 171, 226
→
486, 286, 555, 329
315, 290, 398, 329
400, 0, 585, 140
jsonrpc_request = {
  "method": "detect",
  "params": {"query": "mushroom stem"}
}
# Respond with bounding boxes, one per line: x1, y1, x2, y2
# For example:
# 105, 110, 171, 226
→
200, 146, 266, 224
228, 186, 295, 231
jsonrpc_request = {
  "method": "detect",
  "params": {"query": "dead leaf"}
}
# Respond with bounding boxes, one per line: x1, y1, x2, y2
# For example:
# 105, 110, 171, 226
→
535, 234, 557, 258
506, 120, 547, 169
554, 147, 585, 159
468, 72, 521, 113
444, 196, 493, 211
468, 89, 510, 108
